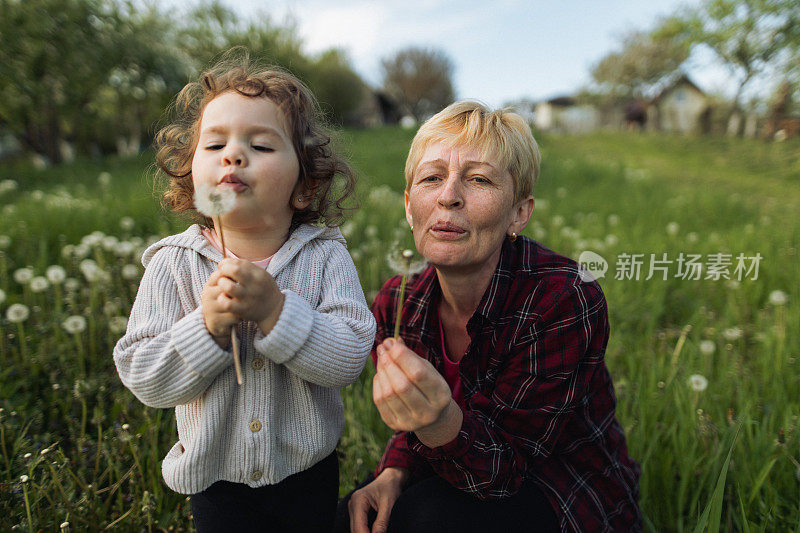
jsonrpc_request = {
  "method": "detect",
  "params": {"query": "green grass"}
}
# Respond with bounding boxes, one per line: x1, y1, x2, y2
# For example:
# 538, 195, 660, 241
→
0, 128, 798, 531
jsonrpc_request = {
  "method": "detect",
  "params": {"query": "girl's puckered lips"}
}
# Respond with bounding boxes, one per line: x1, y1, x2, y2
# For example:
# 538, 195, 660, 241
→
218, 173, 248, 192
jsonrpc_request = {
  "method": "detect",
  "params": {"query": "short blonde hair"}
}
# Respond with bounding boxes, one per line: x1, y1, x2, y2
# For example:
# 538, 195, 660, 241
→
404, 101, 540, 202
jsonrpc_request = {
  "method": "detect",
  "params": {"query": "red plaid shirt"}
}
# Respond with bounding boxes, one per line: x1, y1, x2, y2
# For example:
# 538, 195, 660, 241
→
372, 236, 641, 532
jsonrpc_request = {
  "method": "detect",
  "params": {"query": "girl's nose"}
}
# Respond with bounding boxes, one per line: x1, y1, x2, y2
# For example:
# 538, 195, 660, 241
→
222, 144, 246, 167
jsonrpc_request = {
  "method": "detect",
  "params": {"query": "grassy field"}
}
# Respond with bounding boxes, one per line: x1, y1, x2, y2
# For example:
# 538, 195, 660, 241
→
0, 128, 798, 531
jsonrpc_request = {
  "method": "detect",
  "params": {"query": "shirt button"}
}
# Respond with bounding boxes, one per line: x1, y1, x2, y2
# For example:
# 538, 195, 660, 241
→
251, 358, 264, 370
249, 420, 262, 432
251, 470, 262, 481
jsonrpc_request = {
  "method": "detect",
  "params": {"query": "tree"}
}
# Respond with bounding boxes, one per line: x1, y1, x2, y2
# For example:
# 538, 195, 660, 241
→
656, 0, 800, 111
381, 47, 455, 121
591, 29, 690, 98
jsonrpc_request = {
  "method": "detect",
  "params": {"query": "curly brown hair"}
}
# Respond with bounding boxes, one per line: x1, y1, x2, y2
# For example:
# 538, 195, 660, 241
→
154, 48, 356, 228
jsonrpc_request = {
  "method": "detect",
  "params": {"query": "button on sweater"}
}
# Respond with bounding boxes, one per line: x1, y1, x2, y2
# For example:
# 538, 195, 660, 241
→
113, 223, 376, 494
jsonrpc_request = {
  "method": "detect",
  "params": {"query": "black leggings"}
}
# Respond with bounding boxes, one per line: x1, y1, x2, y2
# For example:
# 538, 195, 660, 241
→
334, 473, 560, 533
190, 451, 338, 533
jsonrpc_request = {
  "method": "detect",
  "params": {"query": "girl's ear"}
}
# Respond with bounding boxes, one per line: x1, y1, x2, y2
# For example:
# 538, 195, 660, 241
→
292, 178, 319, 209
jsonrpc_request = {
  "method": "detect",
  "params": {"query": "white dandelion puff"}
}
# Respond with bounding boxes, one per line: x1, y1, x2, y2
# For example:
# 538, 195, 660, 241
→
46, 265, 67, 284
194, 184, 237, 217
120, 216, 135, 231
386, 249, 427, 277
666, 222, 680, 236
688, 374, 708, 392
605, 234, 618, 247
30, 276, 49, 293
687, 232, 698, 244
0, 235, 10, 249
62, 315, 87, 334
19, 475, 29, 483
768, 290, 788, 306
699, 340, 716, 356
98, 172, 112, 187
6, 303, 30, 323
0, 289, 5, 305
116, 241, 135, 257
64, 278, 80, 292
13, 267, 34, 285
722, 327, 742, 341
121, 264, 140, 280
551, 215, 564, 227
102, 236, 119, 251
80, 259, 102, 282
607, 214, 619, 227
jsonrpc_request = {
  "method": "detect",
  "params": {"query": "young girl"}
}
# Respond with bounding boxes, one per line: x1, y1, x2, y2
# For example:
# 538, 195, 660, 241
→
113, 51, 376, 532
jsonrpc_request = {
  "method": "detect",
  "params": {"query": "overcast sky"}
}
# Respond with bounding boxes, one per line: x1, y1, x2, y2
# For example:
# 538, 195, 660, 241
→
200, 0, 737, 107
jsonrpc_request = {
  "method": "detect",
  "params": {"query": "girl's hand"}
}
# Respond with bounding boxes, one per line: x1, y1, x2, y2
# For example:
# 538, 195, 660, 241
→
201, 270, 241, 348
372, 338, 463, 448
215, 258, 285, 335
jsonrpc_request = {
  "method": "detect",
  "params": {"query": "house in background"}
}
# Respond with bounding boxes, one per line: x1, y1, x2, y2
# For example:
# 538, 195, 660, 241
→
647, 75, 711, 134
533, 96, 600, 133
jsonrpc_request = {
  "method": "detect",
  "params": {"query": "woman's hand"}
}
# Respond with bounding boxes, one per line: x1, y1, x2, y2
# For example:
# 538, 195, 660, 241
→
212, 258, 286, 335
373, 338, 463, 448
348, 467, 408, 533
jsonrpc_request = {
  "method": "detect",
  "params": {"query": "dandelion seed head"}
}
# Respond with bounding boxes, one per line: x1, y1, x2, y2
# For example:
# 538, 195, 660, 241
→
62, 315, 87, 334
30, 276, 49, 293
64, 278, 80, 292
102, 236, 119, 251
722, 327, 742, 341
46, 265, 67, 284
387, 249, 426, 276
607, 214, 619, 226
666, 222, 679, 236
121, 264, 140, 280
687, 232, 698, 244
194, 184, 237, 216
699, 340, 716, 356
551, 215, 564, 227
13, 267, 34, 284
688, 374, 708, 392
120, 216, 135, 231
116, 241, 135, 257
19, 475, 29, 483
768, 290, 788, 306
6, 303, 30, 323
98, 172, 112, 187
0, 288, 5, 305
109, 316, 129, 334
0, 235, 10, 249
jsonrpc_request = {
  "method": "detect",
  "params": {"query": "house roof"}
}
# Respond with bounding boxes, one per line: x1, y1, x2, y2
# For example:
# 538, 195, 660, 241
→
651, 74, 705, 103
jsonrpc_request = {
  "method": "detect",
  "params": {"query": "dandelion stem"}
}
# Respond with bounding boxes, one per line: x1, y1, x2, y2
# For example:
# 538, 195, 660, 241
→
393, 274, 408, 339
22, 483, 33, 533
214, 215, 243, 385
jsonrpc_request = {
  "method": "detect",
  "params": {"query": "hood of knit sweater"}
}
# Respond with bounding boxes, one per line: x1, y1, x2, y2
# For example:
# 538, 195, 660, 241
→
141, 223, 346, 277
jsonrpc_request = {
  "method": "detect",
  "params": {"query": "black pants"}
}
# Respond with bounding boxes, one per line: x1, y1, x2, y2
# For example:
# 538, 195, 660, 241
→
191, 451, 338, 533
334, 473, 560, 533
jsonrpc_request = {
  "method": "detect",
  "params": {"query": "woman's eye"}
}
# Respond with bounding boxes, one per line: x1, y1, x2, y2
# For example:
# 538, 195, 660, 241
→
420, 175, 440, 182
470, 176, 490, 184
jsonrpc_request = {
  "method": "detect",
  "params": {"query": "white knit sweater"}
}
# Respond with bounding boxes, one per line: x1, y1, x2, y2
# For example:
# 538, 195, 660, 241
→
113, 224, 375, 494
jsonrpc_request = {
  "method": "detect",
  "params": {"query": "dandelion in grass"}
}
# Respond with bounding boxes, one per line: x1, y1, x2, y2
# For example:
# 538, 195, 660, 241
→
699, 340, 716, 356
194, 183, 244, 384
607, 214, 619, 227
121, 264, 140, 280
768, 290, 788, 306
120, 216, 135, 231
13, 267, 33, 285
109, 316, 128, 334
688, 374, 708, 392
116, 241, 135, 257
723, 327, 742, 341
98, 171, 111, 187
6, 303, 29, 323
30, 276, 49, 293
0, 235, 10, 249
46, 265, 66, 284
686, 232, 698, 244
387, 248, 426, 339
64, 278, 80, 292
62, 315, 87, 334
666, 222, 679, 236
0, 288, 5, 305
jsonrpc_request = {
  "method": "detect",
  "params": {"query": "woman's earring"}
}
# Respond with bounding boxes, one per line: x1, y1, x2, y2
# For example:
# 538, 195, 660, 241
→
509, 232, 518, 242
